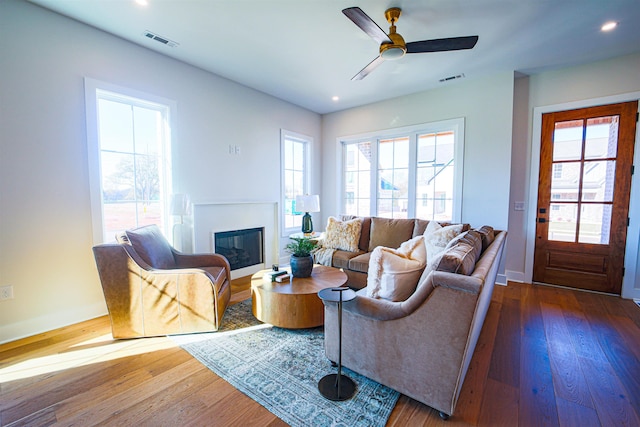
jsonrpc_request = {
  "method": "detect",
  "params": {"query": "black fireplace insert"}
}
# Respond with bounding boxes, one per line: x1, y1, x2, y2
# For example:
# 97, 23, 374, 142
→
214, 227, 264, 271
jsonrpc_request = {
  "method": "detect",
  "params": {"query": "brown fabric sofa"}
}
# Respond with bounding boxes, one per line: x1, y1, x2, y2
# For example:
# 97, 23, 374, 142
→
327, 216, 469, 289
92, 224, 231, 339
322, 227, 507, 419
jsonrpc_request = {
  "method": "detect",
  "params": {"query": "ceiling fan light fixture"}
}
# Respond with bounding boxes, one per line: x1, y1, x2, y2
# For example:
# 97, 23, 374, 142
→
380, 44, 406, 60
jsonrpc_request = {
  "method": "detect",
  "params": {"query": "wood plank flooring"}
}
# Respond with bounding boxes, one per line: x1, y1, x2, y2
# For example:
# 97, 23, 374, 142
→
1, 281, 639, 426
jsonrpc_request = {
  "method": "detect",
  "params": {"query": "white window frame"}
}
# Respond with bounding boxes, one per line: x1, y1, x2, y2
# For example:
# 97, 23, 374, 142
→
280, 129, 312, 236
84, 78, 176, 244
338, 118, 465, 222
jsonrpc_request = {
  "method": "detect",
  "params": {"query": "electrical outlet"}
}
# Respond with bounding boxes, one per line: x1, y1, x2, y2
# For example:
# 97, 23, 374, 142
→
0, 285, 14, 301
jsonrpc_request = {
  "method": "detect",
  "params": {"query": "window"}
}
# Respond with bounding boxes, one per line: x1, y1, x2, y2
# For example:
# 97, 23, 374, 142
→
85, 79, 174, 243
343, 141, 372, 217
340, 119, 464, 221
553, 163, 563, 179
281, 130, 312, 235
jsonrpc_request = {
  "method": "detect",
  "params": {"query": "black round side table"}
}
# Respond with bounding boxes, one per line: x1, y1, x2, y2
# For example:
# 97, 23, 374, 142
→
317, 286, 357, 401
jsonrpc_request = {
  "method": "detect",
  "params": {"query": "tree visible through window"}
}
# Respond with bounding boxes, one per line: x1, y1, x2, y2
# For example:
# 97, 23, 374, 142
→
86, 80, 173, 243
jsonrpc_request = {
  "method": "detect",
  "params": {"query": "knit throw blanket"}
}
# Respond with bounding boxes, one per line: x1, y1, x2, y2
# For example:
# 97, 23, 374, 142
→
312, 246, 335, 266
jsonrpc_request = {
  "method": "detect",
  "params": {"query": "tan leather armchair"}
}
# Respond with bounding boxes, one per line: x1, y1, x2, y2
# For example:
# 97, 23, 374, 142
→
93, 224, 231, 339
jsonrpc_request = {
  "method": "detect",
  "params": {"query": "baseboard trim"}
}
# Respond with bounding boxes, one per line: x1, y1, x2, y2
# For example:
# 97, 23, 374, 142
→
506, 270, 525, 283
0, 302, 107, 345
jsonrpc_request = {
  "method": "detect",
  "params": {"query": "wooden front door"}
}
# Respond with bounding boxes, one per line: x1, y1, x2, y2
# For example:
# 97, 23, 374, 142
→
533, 101, 637, 294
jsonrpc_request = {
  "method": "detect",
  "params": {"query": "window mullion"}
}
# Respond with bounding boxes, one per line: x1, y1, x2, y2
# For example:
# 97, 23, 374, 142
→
371, 138, 380, 215
407, 133, 418, 217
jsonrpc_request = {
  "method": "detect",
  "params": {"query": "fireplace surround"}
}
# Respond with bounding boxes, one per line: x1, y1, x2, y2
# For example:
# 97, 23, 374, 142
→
193, 201, 278, 279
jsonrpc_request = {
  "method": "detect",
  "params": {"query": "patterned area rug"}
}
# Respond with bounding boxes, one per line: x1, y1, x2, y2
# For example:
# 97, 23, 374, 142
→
171, 300, 399, 427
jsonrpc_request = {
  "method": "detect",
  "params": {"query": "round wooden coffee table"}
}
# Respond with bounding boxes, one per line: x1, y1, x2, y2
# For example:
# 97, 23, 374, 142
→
251, 265, 348, 329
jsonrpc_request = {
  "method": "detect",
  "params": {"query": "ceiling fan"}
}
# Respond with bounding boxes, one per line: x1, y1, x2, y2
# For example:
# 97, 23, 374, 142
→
342, 6, 479, 80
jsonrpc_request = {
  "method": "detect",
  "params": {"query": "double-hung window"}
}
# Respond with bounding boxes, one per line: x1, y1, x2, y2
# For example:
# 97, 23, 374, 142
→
281, 130, 312, 235
85, 79, 174, 243
341, 118, 464, 222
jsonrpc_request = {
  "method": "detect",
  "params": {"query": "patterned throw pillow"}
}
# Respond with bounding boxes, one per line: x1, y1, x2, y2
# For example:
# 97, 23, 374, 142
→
323, 216, 363, 252
366, 236, 427, 302
423, 221, 464, 259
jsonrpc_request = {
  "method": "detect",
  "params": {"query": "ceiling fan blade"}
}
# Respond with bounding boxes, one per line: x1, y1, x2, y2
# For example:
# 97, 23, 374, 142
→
351, 56, 384, 81
342, 7, 392, 45
406, 36, 479, 53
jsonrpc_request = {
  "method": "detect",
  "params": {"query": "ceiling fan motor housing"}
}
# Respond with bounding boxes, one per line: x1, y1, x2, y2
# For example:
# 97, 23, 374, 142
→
380, 32, 406, 59
380, 8, 406, 60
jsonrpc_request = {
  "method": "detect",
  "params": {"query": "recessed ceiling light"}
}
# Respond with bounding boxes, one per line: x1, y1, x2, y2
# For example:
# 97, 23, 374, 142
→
332, 96, 340, 102
601, 21, 618, 32
135, 0, 149, 6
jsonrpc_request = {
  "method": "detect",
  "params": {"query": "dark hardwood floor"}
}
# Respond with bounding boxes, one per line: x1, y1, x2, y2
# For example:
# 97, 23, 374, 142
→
1, 280, 639, 426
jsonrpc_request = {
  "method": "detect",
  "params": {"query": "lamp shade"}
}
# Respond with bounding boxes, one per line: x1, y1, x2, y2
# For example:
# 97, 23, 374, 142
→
295, 194, 320, 213
170, 193, 191, 216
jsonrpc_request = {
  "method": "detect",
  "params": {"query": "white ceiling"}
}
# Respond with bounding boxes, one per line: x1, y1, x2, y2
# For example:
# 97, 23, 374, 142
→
29, 0, 640, 114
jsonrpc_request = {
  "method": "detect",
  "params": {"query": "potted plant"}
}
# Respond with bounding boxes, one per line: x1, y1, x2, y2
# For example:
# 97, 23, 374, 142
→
285, 237, 317, 278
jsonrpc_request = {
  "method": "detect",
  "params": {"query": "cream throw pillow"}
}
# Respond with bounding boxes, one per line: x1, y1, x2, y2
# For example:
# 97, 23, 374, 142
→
366, 236, 427, 302
423, 221, 464, 259
323, 216, 362, 252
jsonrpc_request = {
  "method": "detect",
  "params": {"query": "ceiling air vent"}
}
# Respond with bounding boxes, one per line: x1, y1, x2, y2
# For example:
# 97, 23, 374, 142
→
143, 31, 179, 48
439, 73, 465, 83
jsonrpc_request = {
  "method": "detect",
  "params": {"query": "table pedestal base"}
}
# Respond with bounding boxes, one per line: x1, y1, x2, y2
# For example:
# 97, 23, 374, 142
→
318, 373, 356, 401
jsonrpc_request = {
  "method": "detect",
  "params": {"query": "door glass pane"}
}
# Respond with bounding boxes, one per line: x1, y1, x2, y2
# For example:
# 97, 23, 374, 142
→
581, 160, 615, 202
579, 204, 611, 245
553, 120, 583, 161
548, 203, 577, 242
550, 162, 580, 201
585, 116, 618, 159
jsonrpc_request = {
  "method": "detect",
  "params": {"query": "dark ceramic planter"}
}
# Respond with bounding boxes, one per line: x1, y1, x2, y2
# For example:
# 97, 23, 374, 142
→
290, 255, 313, 278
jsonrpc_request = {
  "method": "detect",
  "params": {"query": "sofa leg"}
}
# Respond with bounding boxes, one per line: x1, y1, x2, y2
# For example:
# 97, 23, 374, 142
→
438, 411, 450, 420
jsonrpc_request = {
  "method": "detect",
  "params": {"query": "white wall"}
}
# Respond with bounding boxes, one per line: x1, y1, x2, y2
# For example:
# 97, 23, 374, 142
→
509, 53, 640, 298
321, 72, 515, 232
0, 0, 321, 343
505, 75, 531, 283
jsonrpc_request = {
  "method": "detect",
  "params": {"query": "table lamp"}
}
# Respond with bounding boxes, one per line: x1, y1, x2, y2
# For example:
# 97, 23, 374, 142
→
295, 194, 320, 234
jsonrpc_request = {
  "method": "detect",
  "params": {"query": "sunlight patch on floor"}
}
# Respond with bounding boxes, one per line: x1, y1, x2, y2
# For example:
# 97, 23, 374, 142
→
0, 334, 175, 383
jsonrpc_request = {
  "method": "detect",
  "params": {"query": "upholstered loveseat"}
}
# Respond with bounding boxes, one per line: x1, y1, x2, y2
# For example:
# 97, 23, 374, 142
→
320, 217, 506, 419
